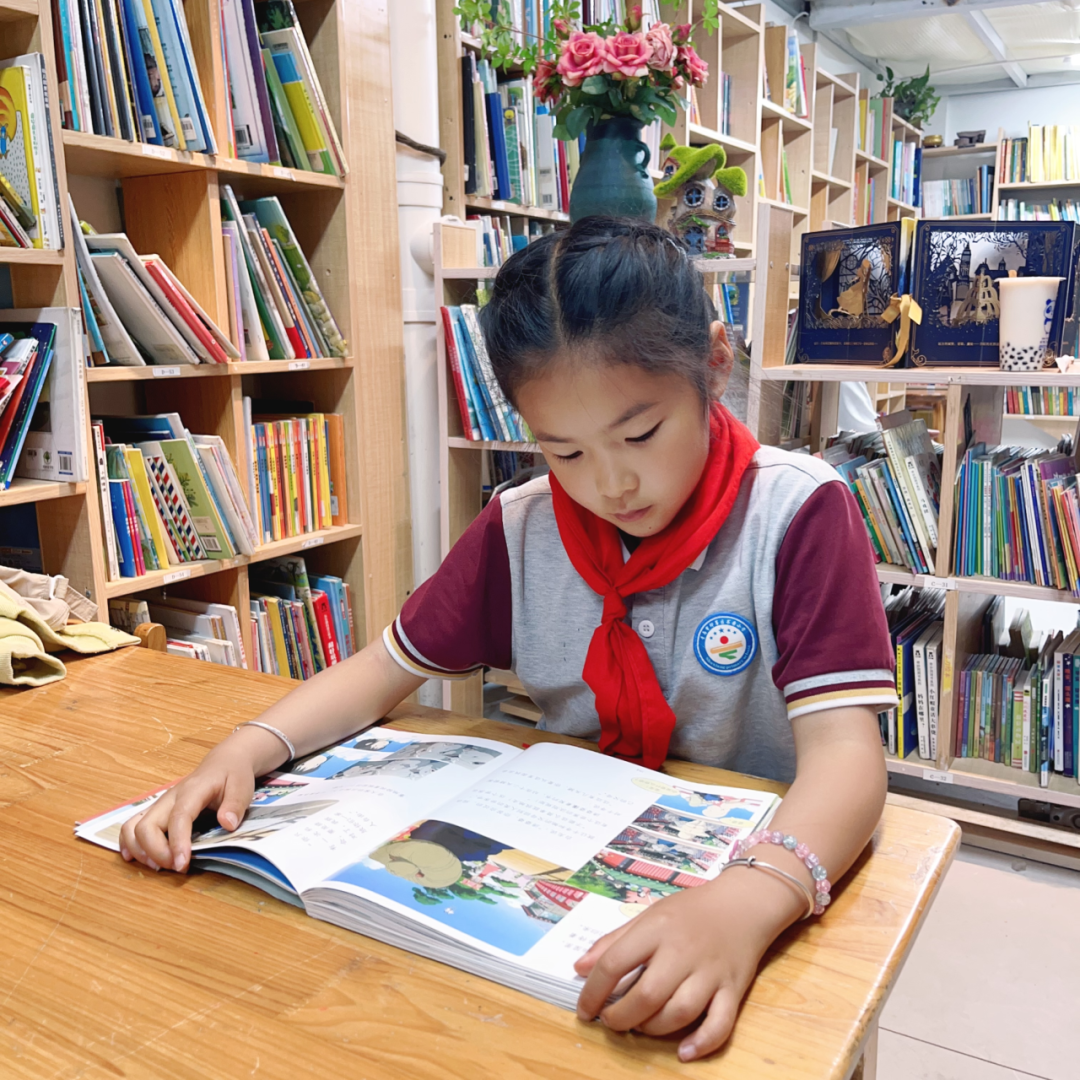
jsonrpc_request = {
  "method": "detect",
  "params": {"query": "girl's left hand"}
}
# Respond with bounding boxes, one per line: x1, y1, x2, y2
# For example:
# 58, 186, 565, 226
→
574, 870, 799, 1061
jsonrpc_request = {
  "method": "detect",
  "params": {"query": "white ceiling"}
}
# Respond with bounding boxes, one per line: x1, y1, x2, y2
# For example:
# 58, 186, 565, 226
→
815, 0, 1080, 87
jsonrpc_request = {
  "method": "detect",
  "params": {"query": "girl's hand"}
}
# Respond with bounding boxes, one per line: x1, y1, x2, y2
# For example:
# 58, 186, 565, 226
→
574, 867, 803, 1061
119, 739, 263, 874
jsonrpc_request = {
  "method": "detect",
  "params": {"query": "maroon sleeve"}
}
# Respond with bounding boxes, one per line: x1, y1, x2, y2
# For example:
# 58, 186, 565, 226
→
384, 495, 513, 676
771, 481, 897, 717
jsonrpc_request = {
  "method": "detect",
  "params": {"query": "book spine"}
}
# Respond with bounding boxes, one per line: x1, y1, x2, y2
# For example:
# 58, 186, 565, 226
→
913, 638, 929, 760
927, 638, 939, 760
311, 588, 339, 665
94, 423, 121, 580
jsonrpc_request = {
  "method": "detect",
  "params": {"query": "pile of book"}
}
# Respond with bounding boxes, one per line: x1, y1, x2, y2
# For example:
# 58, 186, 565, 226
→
998, 198, 1080, 223
879, 585, 945, 760
110, 596, 248, 667
471, 212, 554, 269
0, 321, 62, 490
221, 0, 346, 174
953, 596, 1077, 785
441, 304, 532, 443
922, 169, 993, 218
1006, 387, 1080, 416
763, 24, 808, 118
824, 413, 942, 576
998, 125, 1080, 185
51, 0, 215, 151
952, 442, 1080, 595
221, 188, 347, 361
72, 198, 239, 368
0, 53, 63, 249
93, 412, 258, 580
250, 556, 356, 679
244, 399, 348, 543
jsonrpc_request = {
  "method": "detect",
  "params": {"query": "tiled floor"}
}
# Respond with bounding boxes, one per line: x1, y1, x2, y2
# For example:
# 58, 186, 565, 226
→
879, 844, 1080, 1080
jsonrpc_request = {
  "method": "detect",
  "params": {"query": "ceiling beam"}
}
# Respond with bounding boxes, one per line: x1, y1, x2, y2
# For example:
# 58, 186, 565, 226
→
964, 9, 1027, 87
808, 0, 1033, 33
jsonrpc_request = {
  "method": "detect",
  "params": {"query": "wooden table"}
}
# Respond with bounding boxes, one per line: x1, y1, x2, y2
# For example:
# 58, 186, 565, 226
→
0, 648, 959, 1079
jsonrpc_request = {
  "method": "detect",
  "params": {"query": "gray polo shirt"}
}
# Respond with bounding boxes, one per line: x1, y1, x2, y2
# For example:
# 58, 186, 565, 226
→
387, 446, 896, 783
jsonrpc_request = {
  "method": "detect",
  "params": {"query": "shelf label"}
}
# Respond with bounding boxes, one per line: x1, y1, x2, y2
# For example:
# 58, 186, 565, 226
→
288, 360, 310, 371
143, 144, 171, 160
301, 535, 325, 549
922, 769, 954, 785
152, 366, 182, 378
273, 166, 291, 179
164, 568, 191, 584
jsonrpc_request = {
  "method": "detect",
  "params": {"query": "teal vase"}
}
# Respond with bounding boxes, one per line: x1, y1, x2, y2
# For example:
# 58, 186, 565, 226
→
569, 117, 657, 224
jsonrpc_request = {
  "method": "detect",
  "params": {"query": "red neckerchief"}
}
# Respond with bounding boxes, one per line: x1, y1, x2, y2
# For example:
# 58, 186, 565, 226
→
549, 404, 760, 768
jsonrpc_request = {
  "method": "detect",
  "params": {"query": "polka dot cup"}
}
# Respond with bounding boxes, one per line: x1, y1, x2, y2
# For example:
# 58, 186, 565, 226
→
998, 276, 1064, 372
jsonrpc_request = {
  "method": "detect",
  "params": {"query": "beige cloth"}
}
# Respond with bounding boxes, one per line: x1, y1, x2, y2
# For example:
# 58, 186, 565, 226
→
0, 577, 139, 687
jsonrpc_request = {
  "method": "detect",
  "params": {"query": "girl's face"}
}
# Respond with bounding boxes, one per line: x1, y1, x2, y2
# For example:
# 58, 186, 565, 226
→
518, 350, 720, 538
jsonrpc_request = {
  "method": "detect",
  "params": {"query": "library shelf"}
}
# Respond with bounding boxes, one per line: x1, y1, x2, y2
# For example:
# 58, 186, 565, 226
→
465, 196, 569, 223
691, 256, 758, 274
998, 179, 1080, 191
875, 564, 1080, 605
887, 196, 918, 212
890, 112, 921, 138
946, 758, 1080, 812
0, 0, 37, 19
61, 130, 344, 192
447, 436, 542, 453
85, 358, 355, 382
811, 169, 851, 190
0, 479, 86, 508
0, 248, 65, 266
758, 364, 1080, 387
856, 148, 889, 169
103, 525, 365, 600
884, 749, 931, 780
921, 142, 999, 160
815, 66, 856, 94
440, 267, 499, 280
760, 196, 809, 216
938, 212, 992, 220
687, 123, 758, 156
760, 98, 812, 132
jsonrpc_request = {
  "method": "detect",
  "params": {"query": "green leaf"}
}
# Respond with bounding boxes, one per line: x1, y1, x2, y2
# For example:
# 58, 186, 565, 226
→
581, 75, 608, 95
552, 123, 572, 140
566, 106, 592, 139
655, 101, 678, 127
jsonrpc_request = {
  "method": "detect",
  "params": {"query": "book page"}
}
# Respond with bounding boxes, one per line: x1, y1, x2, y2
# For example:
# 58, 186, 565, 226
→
316, 742, 779, 975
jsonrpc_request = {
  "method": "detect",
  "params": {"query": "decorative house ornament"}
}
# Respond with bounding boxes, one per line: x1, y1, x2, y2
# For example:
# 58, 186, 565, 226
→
653, 133, 747, 258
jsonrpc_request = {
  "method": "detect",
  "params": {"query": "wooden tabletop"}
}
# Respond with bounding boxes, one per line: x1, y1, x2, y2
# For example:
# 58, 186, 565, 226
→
0, 648, 959, 1079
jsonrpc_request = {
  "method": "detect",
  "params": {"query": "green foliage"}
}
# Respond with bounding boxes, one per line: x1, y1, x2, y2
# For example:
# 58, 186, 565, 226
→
875, 65, 941, 129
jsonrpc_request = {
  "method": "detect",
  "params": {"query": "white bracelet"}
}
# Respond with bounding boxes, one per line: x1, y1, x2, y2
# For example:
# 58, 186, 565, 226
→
720, 856, 816, 920
233, 721, 296, 763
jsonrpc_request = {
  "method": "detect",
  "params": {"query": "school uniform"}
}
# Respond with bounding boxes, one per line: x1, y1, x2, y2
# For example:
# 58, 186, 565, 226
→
385, 446, 898, 783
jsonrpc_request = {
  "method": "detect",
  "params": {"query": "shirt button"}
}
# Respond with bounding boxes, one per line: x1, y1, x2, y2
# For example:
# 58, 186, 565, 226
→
638, 619, 655, 639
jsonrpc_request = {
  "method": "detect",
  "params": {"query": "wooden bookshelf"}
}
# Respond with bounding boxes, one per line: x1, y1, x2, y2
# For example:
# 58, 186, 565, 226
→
0, 0, 410, 671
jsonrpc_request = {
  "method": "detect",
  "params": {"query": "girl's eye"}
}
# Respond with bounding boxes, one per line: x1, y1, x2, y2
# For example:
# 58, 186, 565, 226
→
627, 422, 661, 444
553, 450, 582, 462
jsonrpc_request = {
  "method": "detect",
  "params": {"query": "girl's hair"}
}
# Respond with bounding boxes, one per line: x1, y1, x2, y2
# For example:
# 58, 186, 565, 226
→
479, 216, 717, 406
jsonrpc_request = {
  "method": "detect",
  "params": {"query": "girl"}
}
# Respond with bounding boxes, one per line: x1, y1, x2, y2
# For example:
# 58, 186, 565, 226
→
121, 217, 896, 1061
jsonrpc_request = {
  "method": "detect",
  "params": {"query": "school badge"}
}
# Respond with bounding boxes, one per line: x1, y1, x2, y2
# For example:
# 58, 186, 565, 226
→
693, 613, 757, 676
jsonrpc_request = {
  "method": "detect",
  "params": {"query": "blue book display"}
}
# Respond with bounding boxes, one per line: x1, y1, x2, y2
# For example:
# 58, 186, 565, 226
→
910, 220, 1078, 368
796, 223, 906, 365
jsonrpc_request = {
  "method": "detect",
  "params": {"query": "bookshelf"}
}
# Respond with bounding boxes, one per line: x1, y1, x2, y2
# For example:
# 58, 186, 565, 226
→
1, 0, 411, 668
746, 203, 1080, 840
920, 130, 1002, 220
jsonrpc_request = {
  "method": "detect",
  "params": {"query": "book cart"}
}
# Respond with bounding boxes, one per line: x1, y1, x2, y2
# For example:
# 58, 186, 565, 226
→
0, 0, 411, 662
749, 201, 1080, 855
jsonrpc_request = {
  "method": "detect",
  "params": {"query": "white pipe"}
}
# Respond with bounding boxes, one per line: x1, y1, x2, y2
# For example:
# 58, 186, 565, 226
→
390, 0, 443, 707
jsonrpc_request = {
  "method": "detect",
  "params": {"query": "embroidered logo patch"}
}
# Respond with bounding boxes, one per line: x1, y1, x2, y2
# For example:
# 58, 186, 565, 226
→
694, 613, 757, 676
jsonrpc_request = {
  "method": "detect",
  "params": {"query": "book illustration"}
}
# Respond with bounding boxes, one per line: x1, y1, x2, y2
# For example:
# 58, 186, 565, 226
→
602, 826, 723, 876
192, 798, 338, 845
0, 78, 37, 242
330, 819, 584, 956
625, 804, 742, 849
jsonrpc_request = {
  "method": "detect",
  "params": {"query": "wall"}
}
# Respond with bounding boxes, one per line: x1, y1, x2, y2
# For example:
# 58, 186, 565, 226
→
924, 83, 1080, 144
753, 1, 878, 85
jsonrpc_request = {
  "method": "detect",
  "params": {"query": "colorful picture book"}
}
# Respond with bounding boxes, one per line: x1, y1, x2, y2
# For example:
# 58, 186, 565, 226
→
0, 321, 62, 489
109, 595, 249, 668
922, 168, 994, 218
76, 727, 778, 1007
998, 198, 1080, 223
998, 125, 1080, 186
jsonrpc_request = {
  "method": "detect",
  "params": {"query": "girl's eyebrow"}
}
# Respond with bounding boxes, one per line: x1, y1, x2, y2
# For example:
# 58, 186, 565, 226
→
534, 402, 657, 444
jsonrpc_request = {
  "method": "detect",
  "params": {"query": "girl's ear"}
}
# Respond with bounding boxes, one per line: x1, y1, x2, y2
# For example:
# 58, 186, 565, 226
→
708, 320, 734, 399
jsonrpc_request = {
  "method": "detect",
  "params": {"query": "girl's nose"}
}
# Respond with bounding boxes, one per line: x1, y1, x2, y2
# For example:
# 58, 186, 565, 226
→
594, 459, 637, 502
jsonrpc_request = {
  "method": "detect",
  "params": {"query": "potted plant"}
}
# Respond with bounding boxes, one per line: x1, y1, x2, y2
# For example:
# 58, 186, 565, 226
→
875, 66, 941, 130
455, 2, 711, 222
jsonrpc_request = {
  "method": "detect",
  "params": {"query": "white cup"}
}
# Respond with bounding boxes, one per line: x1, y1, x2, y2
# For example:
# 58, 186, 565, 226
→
997, 276, 1064, 371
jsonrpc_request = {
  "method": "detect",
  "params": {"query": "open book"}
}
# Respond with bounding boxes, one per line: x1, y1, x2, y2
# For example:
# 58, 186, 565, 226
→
76, 727, 780, 1009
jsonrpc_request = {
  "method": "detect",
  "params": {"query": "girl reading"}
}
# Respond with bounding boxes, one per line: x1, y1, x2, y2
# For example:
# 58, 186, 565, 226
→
121, 217, 896, 1061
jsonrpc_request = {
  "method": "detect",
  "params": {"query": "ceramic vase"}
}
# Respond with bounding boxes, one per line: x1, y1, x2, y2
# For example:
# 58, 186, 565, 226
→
569, 117, 656, 224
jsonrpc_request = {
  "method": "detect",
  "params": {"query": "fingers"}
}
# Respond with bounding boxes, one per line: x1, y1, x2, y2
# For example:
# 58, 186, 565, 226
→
121, 795, 175, 871
216, 769, 255, 833
597, 958, 688, 1033
573, 921, 633, 978
678, 985, 739, 1062
636, 973, 713, 1036
576, 923, 657, 1022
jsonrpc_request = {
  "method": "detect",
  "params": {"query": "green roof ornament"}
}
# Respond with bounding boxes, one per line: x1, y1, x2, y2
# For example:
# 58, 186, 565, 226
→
653, 133, 747, 258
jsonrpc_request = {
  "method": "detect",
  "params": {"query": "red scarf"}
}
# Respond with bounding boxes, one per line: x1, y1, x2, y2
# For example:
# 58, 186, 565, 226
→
549, 404, 760, 770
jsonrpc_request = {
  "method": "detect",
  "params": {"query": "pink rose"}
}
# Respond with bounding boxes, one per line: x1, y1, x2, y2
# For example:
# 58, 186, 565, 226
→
644, 23, 675, 72
552, 17, 572, 39
678, 44, 708, 87
534, 56, 560, 105
602, 30, 650, 80
626, 4, 643, 30
671, 73, 686, 93
556, 31, 606, 87
671, 23, 692, 46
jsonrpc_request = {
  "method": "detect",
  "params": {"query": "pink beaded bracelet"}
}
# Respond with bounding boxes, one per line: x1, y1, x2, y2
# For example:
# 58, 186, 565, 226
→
731, 830, 832, 916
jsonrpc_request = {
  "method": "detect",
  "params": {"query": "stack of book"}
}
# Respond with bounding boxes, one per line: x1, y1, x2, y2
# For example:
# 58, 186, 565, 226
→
1006, 387, 1079, 416
879, 586, 945, 760
222, 0, 347, 174
998, 125, 1080, 185
0, 54, 63, 249
922, 168, 993, 218
93, 412, 258, 579
952, 442, 1080, 595
470, 212, 554, 269
441, 304, 532, 443
109, 596, 248, 667
824, 413, 942, 576
51, 0, 215, 151
998, 198, 1080, 222
244, 399, 349, 543
250, 556, 356, 679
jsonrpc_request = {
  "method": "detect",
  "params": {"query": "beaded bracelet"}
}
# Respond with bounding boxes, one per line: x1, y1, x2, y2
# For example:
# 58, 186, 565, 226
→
731, 830, 832, 915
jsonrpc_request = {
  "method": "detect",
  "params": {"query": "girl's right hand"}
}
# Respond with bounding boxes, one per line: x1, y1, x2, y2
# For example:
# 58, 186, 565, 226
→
119, 742, 258, 874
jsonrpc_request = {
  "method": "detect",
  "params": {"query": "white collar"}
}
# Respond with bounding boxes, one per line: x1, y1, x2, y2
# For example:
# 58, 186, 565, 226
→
619, 539, 711, 571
